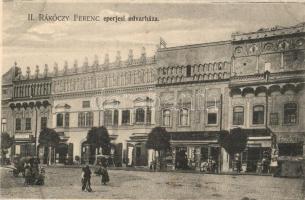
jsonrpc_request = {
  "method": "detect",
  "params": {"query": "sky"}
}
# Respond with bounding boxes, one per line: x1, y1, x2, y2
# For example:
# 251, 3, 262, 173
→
2, 1, 305, 74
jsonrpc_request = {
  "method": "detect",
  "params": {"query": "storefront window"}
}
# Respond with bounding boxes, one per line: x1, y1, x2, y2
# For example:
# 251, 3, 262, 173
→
284, 103, 297, 124
253, 105, 264, 125
278, 143, 303, 156
233, 106, 244, 125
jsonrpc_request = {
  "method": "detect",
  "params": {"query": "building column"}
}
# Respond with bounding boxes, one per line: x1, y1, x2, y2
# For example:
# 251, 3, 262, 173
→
118, 110, 122, 126
171, 146, 176, 170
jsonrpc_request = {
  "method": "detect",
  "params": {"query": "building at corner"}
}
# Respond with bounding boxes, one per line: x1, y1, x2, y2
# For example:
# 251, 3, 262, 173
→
2, 22, 305, 172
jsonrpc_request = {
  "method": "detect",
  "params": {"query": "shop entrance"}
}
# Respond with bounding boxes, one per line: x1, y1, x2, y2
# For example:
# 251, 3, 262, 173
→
55, 143, 68, 164
175, 147, 188, 169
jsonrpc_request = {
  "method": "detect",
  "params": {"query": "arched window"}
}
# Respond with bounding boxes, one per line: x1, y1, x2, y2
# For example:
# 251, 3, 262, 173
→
284, 103, 297, 124
56, 113, 63, 127
135, 108, 145, 123
253, 105, 264, 125
162, 109, 171, 126
233, 106, 244, 125
179, 108, 189, 126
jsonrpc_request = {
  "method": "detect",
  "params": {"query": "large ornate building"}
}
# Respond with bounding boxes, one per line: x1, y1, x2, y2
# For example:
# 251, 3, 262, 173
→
2, 22, 305, 172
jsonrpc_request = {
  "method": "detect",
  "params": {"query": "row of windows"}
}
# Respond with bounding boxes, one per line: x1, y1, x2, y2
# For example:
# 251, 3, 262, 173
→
104, 108, 152, 126
161, 109, 217, 126
56, 107, 152, 128
15, 117, 48, 131
233, 103, 298, 126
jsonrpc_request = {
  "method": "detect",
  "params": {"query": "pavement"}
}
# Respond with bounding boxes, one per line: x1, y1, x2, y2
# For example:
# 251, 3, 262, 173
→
0, 166, 304, 199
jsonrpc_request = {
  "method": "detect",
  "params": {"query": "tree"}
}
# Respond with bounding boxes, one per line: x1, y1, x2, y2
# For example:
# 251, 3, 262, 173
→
87, 126, 111, 155
219, 128, 248, 156
38, 128, 60, 165
146, 127, 170, 169
1, 132, 13, 164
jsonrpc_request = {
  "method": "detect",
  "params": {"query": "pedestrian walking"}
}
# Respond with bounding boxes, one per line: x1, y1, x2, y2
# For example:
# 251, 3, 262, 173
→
101, 165, 109, 185
24, 163, 32, 186
84, 165, 92, 192
81, 167, 86, 191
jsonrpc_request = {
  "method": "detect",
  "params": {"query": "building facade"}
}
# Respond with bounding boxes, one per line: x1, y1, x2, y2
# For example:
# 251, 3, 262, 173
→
2, 22, 305, 172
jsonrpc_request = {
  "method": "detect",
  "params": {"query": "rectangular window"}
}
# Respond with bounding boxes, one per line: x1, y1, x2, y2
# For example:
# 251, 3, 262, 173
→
25, 118, 31, 130
1, 118, 7, 132
270, 113, 279, 125
57, 113, 64, 127
113, 110, 119, 126
122, 110, 130, 125
65, 113, 70, 127
162, 110, 171, 126
41, 117, 47, 129
284, 103, 297, 124
146, 108, 152, 124
16, 118, 21, 131
104, 110, 113, 126
82, 101, 90, 108
78, 112, 93, 127
233, 106, 244, 125
207, 113, 217, 124
253, 105, 264, 125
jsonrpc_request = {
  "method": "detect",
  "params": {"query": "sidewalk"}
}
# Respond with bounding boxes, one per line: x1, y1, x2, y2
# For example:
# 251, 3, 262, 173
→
41, 164, 273, 176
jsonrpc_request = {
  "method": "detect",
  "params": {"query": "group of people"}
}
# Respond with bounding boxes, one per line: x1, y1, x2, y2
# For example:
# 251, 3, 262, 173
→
200, 157, 217, 173
81, 163, 109, 192
24, 162, 45, 186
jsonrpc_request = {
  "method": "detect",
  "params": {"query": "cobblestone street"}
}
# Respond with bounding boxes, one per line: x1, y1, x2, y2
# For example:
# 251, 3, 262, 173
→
0, 166, 304, 199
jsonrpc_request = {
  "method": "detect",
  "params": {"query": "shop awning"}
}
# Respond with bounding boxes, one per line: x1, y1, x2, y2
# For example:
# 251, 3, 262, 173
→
169, 131, 221, 141
238, 128, 271, 137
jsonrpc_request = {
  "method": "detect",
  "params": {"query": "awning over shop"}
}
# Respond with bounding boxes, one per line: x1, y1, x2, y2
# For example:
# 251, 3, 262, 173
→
238, 128, 271, 137
169, 131, 220, 141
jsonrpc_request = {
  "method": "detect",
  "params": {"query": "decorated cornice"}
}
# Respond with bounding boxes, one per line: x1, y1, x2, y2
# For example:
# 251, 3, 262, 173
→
9, 49, 156, 81
52, 84, 156, 100
232, 22, 305, 42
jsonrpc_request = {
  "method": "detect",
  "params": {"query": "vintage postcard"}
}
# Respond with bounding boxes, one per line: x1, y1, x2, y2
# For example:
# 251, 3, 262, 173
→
1, 1, 305, 199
